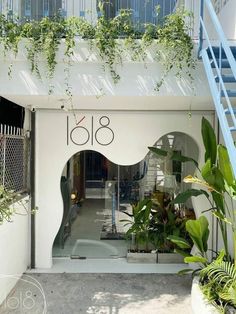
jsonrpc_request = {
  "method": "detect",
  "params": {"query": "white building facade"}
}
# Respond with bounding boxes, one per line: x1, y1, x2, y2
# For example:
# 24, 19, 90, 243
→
0, 0, 235, 282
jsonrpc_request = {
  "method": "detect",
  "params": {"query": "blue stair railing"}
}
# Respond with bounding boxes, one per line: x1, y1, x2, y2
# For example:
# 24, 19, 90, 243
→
199, 0, 236, 176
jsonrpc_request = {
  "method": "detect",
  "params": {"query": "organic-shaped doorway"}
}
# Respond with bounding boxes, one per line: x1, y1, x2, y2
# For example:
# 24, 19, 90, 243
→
52, 150, 147, 259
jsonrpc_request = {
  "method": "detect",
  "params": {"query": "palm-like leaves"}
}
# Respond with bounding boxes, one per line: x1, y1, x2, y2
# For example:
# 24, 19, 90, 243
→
200, 251, 236, 309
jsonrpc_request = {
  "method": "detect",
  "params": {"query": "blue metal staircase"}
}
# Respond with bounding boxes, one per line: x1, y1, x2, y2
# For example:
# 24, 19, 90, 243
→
199, 0, 236, 176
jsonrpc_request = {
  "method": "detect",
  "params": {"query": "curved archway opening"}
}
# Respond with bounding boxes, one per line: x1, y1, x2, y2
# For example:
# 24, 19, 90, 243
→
52, 131, 199, 260
146, 131, 199, 215
52, 150, 147, 259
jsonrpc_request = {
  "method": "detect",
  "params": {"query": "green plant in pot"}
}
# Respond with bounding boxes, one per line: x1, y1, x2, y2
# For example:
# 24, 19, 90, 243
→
151, 117, 236, 312
121, 199, 154, 253
150, 192, 193, 258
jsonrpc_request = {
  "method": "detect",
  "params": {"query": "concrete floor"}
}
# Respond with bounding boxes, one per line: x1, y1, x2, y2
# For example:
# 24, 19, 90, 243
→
0, 273, 192, 314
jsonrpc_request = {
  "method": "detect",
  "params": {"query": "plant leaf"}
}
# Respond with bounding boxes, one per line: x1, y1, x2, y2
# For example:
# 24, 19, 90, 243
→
184, 256, 208, 264
172, 189, 209, 204
201, 117, 217, 165
148, 146, 168, 157
170, 151, 198, 168
218, 144, 235, 187
167, 235, 191, 249
186, 216, 209, 253
178, 268, 194, 275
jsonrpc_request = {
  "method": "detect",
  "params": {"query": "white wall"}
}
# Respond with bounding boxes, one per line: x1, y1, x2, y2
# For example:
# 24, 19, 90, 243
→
217, 0, 236, 41
35, 109, 214, 268
0, 197, 30, 305
0, 40, 213, 111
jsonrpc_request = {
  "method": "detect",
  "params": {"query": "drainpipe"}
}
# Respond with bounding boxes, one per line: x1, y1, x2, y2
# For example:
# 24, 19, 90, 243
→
30, 110, 36, 269
198, 0, 204, 57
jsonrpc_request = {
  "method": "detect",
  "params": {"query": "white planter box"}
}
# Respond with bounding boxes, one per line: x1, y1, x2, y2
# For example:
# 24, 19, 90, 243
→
157, 252, 185, 264
127, 252, 157, 263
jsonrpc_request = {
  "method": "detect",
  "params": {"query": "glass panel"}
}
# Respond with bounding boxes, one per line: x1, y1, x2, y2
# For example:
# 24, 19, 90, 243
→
53, 151, 129, 259
25, 0, 31, 17
43, 0, 49, 17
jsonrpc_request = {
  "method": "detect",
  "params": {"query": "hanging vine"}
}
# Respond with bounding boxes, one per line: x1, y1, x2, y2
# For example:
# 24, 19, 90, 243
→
0, 7, 196, 93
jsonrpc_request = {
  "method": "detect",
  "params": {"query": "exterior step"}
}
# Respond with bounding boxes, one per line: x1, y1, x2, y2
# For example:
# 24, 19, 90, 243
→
221, 90, 236, 97
224, 108, 236, 114
211, 59, 230, 68
215, 75, 236, 83
207, 46, 236, 59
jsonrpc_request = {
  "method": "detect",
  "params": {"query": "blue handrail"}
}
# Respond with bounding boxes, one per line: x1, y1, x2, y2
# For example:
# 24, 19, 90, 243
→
199, 0, 236, 176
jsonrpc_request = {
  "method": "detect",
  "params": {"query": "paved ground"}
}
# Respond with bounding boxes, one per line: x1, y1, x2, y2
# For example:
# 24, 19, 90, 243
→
0, 273, 192, 314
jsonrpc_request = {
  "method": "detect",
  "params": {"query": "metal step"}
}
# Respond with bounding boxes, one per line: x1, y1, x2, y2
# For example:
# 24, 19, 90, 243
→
207, 46, 236, 59
221, 90, 236, 97
211, 59, 230, 68
215, 75, 236, 83
229, 126, 236, 132
224, 108, 236, 114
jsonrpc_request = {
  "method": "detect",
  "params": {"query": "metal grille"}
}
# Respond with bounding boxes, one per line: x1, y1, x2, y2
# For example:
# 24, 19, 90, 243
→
0, 124, 29, 193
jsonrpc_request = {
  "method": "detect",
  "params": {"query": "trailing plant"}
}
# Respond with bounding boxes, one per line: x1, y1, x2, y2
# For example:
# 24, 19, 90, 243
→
0, 6, 195, 92
0, 185, 17, 223
155, 8, 196, 91
0, 185, 36, 224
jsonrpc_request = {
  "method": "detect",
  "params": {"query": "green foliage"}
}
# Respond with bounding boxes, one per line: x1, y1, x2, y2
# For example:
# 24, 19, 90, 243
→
165, 117, 236, 260
155, 8, 195, 91
160, 116, 236, 311
0, 185, 37, 224
186, 216, 209, 254
218, 144, 234, 187
122, 195, 192, 253
201, 117, 217, 165
168, 216, 209, 267
0, 8, 195, 93
200, 251, 236, 311
166, 235, 191, 249
149, 192, 192, 253
0, 185, 17, 223
121, 199, 154, 252
148, 146, 199, 168
172, 188, 209, 204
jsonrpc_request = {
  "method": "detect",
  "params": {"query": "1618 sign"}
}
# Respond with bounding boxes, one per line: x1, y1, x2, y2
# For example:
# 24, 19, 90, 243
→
67, 115, 114, 146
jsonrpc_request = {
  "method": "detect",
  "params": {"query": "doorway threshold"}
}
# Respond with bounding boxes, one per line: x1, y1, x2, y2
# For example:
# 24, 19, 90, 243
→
27, 258, 188, 274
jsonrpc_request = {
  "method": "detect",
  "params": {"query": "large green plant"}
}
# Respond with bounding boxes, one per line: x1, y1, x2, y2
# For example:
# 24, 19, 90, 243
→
168, 215, 209, 266
150, 192, 192, 253
149, 117, 236, 262
121, 199, 154, 252
149, 117, 236, 312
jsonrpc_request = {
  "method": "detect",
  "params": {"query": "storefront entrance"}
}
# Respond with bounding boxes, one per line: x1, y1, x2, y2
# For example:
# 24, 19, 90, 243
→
53, 150, 146, 259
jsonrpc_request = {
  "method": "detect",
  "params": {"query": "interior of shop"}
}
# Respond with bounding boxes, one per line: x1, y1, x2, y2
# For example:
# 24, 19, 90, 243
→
52, 132, 199, 259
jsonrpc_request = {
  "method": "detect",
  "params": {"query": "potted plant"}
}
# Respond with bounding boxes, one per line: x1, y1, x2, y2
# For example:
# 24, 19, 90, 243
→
150, 192, 192, 263
164, 117, 236, 313
121, 199, 157, 263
